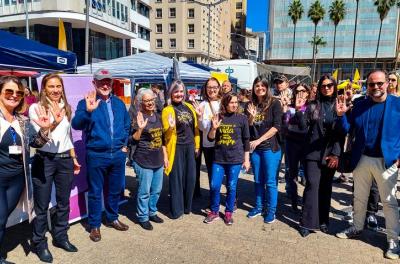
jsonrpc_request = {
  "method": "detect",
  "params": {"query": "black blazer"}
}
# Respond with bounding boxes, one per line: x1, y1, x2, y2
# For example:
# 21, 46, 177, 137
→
298, 100, 342, 163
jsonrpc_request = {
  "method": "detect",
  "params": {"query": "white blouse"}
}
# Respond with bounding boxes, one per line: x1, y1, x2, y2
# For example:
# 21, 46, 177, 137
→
29, 103, 74, 154
198, 100, 220, 148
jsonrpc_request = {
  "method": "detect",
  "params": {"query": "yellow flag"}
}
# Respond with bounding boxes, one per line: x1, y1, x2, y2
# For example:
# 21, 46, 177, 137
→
353, 68, 360, 82
58, 18, 67, 51
211, 71, 229, 84
332, 69, 338, 81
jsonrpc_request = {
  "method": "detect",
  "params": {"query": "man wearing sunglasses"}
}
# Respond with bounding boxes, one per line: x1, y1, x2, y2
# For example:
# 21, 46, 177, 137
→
335, 70, 400, 260
72, 68, 131, 243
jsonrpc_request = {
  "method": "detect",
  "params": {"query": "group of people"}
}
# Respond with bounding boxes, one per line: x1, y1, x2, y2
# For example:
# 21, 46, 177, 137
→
0, 67, 400, 263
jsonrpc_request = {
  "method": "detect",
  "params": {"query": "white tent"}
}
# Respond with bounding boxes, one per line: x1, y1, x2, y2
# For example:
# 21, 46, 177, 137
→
77, 52, 210, 83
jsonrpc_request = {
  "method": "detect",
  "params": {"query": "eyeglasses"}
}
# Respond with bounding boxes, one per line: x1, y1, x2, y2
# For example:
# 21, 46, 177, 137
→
296, 89, 307, 93
367, 82, 385, 88
143, 98, 155, 104
206, 86, 219, 90
3, 89, 24, 99
389, 78, 397, 82
321, 83, 334, 89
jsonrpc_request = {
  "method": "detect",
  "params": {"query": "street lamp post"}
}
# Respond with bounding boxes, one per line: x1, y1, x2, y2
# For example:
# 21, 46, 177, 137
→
85, 0, 90, 65
181, 0, 228, 65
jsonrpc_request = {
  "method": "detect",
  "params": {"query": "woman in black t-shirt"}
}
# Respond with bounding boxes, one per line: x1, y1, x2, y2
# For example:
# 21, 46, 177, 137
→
246, 75, 282, 224
131, 88, 168, 230
203, 93, 250, 225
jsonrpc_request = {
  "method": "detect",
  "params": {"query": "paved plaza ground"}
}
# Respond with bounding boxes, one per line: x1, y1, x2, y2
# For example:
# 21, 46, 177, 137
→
2, 165, 397, 264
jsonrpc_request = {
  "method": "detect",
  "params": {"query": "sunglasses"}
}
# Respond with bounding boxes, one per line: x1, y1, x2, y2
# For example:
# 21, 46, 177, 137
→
3, 89, 24, 99
296, 89, 307, 93
321, 83, 334, 89
367, 82, 385, 88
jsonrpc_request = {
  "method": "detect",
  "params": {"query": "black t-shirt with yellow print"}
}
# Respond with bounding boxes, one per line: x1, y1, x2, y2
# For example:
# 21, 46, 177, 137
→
173, 102, 195, 145
212, 113, 250, 164
132, 113, 164, 169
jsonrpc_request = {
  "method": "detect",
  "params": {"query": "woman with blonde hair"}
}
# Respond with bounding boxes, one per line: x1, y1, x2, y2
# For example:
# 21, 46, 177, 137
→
162, 80, 200, 219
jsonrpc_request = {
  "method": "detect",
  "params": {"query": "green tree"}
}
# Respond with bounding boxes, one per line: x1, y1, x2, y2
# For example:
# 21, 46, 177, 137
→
309, 35, 327, 81
374, 0, 397, 68
308, 0, 326, 81
288, 0, 304, 65
329, 0, 346, 71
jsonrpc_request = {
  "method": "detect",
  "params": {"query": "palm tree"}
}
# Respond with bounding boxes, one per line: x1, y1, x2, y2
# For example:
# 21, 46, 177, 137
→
308, 0, 326, 81
288, 0, 304, 66
374, 0, 397, 69
351, 0, 360, 75
309, 35, 327, 81
329, 0, 346, 71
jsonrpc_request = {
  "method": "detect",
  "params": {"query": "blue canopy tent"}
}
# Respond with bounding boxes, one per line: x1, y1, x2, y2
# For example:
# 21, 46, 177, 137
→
0, 29, 77, 72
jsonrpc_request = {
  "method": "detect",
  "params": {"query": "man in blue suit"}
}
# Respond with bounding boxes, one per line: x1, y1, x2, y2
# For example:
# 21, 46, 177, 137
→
335, 70, 400, 260
72, 68, 131, 242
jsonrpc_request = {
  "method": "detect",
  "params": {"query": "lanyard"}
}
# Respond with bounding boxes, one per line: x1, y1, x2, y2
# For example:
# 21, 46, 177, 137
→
10, 127, 17, 146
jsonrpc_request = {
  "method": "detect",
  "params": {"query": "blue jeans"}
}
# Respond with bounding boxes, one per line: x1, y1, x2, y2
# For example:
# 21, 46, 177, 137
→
210, 163, 241, 213
132, 161, 163, 222
86, 150, 126, 228
250, 149, 281, 216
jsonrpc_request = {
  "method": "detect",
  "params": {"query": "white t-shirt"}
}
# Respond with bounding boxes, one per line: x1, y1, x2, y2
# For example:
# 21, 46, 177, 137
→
29, 103, 74, 154
198, 100, 220, 148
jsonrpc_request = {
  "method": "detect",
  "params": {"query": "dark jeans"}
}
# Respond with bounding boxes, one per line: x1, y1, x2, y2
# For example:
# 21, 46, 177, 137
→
285, 138, 304, 205
301, 160, 336, 230
86, 150, 126, 228
169, 144, 196, 219
31, 154, 74, 250
0, 172, 24, 249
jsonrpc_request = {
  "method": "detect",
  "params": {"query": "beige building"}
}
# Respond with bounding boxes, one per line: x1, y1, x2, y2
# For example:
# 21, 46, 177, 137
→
230, 0, 246, 59
150, 0, 246, 64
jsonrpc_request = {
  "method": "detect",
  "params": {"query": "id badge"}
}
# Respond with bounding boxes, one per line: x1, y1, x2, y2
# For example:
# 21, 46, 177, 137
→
9, 145, 22, 154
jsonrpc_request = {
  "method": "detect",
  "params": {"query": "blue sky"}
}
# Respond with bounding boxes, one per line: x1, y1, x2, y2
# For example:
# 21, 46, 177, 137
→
246, 0, 269, 32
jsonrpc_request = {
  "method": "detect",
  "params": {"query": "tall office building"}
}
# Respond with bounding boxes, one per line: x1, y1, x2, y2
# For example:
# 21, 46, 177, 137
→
150, 0, 247, 63
0, 0, 138, 65
269, 0, 400, 79
130, 0, 151, 54
231, 0, 247, 59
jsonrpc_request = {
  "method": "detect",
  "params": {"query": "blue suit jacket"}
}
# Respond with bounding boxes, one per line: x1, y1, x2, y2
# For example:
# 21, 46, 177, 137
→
338, 95, 400, 170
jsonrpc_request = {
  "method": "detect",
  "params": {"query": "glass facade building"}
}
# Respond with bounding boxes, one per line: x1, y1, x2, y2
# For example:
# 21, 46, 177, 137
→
269, 0, 399, 79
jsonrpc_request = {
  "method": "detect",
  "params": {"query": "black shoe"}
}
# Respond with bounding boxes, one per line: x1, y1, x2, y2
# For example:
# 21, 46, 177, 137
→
0, 257, 15, 264
53, 240, 78, 252
149, 215, 164, 223
320, 224, 329, 234
299, 227, 311, 238
36, 248, 53, 263
139, 221, 153, 230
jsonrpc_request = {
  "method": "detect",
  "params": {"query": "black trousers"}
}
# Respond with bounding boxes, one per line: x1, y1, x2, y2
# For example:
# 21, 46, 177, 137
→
169, 144, 196, 219
31, 154, 74, 250
301, 160, 336, 230
285, 138, 304, 205
194, 146, 202, 196
0, 172, 24, 249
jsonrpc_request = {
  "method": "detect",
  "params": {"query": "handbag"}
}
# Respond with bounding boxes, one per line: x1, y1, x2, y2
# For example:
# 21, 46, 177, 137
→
338, 131, 354, 173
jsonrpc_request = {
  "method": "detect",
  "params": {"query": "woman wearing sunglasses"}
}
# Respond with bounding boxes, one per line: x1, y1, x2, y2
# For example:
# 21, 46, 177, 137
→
29, 73, 81, 263
388, 71, 400, 96
298, 75, 342, 237
0, 76, 50, 264
283, 83, 310, 213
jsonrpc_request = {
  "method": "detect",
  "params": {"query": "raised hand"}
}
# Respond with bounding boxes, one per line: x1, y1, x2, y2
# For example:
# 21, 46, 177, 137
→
344, 86, 353, 102
336, 95, 349, 116
168, 113, 176, 128
85, 90, 101, 113
49, 101, 66, 125
211, 114, 221, 130
136, 111, 148, 129
192, 100, 204, 117
247, 103, 257, 119
295, 93, 306, 110
32, 105, 51, 130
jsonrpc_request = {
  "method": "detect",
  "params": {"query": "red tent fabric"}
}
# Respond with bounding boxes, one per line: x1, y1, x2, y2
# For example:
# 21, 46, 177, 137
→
0, 70, 38, 77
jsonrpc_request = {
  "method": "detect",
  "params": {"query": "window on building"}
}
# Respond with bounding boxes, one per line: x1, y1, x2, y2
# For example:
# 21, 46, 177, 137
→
187, 56, 196, 62
156, 24, 162, 33
138, 2, 150, 18
156, 8, 162, 18
188, 39, 194, 49
131, 0, 136, 10
131, 22, 137, 33
188, 24, 194, 33
116, 2, 120, 19
102, 0, 106, 12
155, 0, 162, 2
169, 8, 176, 18
124, 6, 128, 21
169, 23, 176, 33
236, 12, 241, 19
138, 26, 150, 41
156, 39, 163, 48
169, 0, 176, 2
170, 39, 176, 49
112, 0, 116, 17
132, 47, 137, 54
236, 2, 242, 9
188, 8, 195, 18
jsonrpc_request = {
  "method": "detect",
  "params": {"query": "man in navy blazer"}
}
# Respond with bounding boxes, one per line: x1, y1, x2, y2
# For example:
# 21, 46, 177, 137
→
72, 69, 131, 243
335, 70, 400, 260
